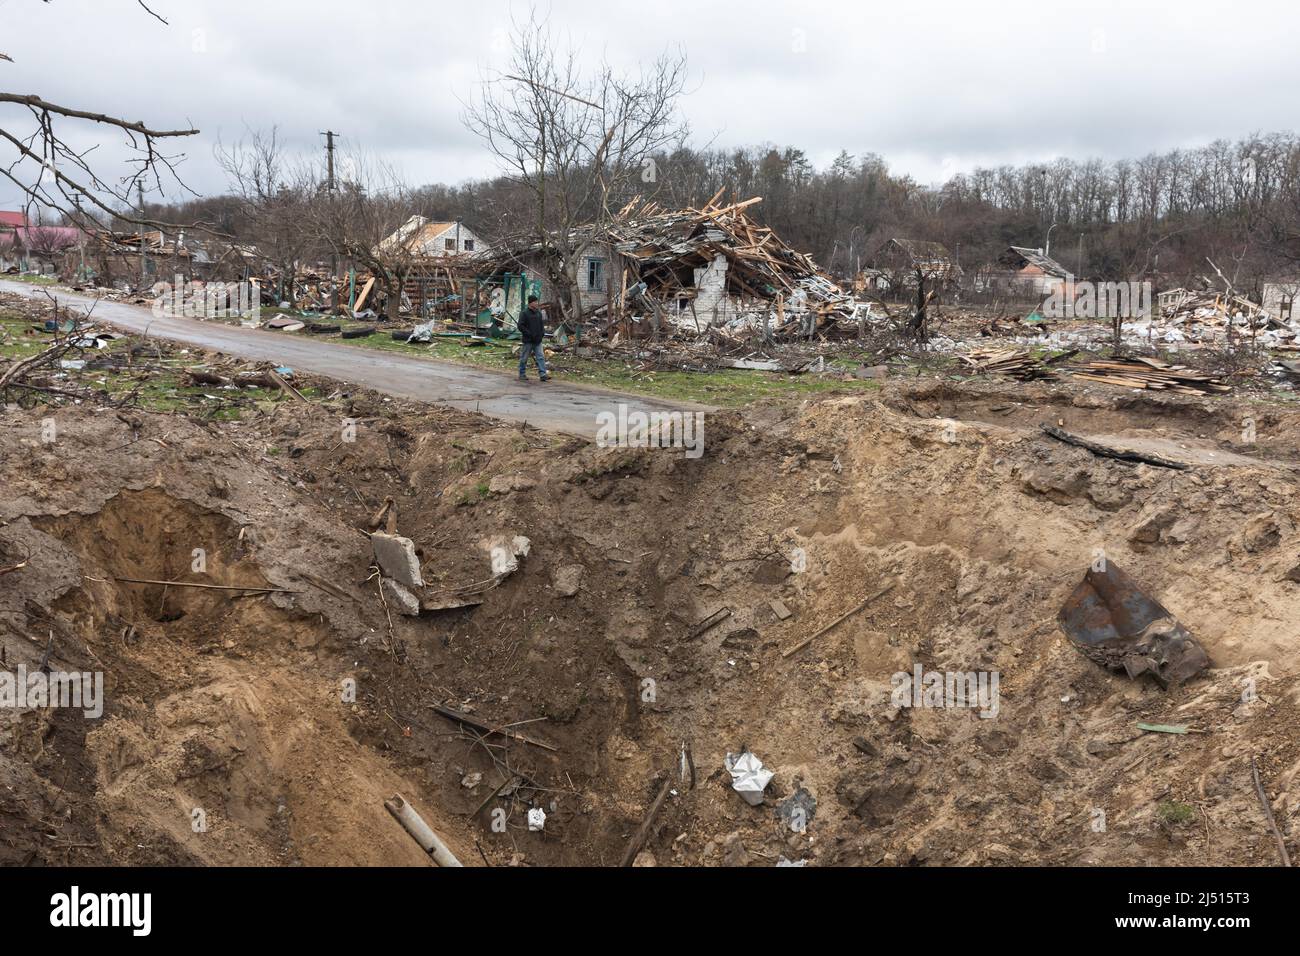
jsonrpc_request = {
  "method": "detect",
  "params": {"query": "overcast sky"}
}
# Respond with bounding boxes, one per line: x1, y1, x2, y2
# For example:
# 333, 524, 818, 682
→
2, 0, 1298, 212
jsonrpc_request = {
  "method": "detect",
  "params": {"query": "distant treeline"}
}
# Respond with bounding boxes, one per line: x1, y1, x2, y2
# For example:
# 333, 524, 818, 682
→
137, 130, 1300, 294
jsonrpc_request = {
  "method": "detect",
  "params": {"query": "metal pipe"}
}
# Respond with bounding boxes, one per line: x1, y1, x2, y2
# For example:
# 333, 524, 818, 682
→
385, 794, 463, 867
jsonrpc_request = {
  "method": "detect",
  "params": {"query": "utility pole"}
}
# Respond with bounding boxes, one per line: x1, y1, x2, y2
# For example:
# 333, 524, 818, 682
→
137, 182, 148, 290
321, 130, 340, 311
72, 195, 85, 280
321, 130, 339, 191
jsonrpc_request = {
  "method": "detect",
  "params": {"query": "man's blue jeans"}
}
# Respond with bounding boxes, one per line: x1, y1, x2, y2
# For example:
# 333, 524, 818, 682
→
519, 341, 547, 379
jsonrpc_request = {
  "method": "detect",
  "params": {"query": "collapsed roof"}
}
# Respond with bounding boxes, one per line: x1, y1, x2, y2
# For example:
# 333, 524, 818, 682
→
482, 192, 854, 318
875, 238, 963, 277
1000, 245, 1071, 278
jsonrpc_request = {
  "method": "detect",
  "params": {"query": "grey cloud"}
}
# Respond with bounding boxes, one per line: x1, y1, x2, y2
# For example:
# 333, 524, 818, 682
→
2, 0, 1296, 208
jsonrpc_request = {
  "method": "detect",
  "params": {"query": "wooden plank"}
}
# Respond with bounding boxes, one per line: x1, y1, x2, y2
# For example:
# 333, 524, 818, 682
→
353, 276, 376, 312
687, 607, 732, 640
618, 778, 672, 867
782, 583, 895, 658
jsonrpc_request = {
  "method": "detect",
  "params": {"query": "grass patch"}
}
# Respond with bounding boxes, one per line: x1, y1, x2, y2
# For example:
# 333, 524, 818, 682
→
1157, 801, 1196, 827
325, 328, 883, 406
0, 309, 301, 420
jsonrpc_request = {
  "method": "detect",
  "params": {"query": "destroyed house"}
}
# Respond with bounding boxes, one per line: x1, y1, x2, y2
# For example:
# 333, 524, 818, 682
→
1262, 280, 1299, 323
0, 211, 30, 271
0, 225, 86, 274
84, 229, 215, 285
989, 245, 1071, 296
478, 194, 856, 336
872, 238, 962, 290
474, 231, 621, 326
369, 216, 493, 318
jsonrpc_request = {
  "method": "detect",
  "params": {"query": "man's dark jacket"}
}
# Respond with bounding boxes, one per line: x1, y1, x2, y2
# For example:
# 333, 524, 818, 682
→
519, 307, 546, 344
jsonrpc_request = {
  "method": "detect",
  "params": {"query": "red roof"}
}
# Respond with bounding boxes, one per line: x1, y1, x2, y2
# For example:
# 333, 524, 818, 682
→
0, 211, 29, 229
16, 225, 84, 247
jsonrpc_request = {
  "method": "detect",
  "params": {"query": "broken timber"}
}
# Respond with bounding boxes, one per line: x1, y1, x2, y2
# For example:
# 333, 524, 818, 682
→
619, 777, 673, 867
782, 582, 895, 658
429, 703, 557, 752
1067, 356, 1231, 395
112, 576, 300, 593
1251, 757, 1293, 867
686, 606, 732, 640
1041, 425, 1190, 470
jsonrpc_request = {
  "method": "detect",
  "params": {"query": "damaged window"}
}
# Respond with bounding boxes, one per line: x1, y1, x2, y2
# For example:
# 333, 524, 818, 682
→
587, 257, 604, 290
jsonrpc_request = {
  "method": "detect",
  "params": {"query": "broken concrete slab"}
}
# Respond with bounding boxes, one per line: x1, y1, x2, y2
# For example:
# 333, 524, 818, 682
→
266, 315, 305, 332
370, 532, 424, 588
382, 577, 421, 617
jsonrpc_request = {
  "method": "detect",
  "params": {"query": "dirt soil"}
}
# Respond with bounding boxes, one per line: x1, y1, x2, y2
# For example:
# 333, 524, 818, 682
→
3, 371, 1300, 867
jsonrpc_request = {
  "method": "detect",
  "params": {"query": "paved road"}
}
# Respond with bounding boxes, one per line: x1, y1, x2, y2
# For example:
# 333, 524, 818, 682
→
1, 280, 709, 437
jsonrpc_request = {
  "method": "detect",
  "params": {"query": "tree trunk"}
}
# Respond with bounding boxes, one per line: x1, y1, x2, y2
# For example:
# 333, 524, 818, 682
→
908, 273, 929, 342
564, 258, 584, 327
386, 278, 402, 321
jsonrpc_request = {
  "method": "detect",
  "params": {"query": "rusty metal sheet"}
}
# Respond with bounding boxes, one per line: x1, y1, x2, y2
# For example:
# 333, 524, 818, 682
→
1058, 562, 1210, 687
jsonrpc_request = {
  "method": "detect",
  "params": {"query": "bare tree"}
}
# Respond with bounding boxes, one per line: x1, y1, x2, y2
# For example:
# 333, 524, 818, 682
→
464, 11, 688, 322
304, 154, 421, 320
216, 127, 320, 302
0, 4, 198, 232
21, 223, 82, 269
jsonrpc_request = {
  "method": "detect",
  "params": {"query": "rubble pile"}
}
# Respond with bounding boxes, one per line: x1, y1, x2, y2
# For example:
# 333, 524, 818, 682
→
1134, 287, 1300, 348
602, 194, 864, 336
481, 193, 877, 346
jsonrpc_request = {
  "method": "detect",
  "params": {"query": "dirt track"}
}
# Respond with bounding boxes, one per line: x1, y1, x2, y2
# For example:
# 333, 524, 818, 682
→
0, 279, 707, 438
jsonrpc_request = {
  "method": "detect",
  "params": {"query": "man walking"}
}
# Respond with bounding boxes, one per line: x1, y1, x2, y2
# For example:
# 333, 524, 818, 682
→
518, 295, 549, 382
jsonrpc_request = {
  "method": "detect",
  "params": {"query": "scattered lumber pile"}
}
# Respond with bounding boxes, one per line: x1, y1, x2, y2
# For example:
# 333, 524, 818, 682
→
1068, 356, 1231, 395
1158, 287, 1271, 325
1150, 286, 1296, 347
958, 347, 1070, 381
